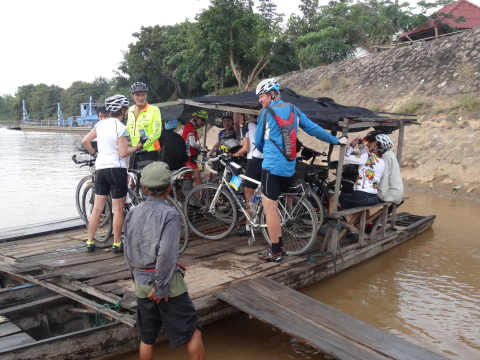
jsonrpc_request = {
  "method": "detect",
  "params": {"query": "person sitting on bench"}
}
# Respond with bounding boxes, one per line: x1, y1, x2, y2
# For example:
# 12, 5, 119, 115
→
364, 132, 404, 205
339, 136, 386, 218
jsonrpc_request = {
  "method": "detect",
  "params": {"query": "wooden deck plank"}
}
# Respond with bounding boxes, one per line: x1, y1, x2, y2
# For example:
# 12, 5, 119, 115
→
0, 332, 35, 349
217, 277, 447, 360
0, 322, 22, 338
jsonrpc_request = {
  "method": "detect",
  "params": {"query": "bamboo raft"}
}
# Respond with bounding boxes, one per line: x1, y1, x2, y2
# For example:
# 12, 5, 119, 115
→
0, 211, 435, 360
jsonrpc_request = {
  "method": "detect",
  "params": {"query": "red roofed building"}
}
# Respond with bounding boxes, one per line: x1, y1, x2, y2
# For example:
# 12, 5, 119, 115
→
398, 0, 480, 41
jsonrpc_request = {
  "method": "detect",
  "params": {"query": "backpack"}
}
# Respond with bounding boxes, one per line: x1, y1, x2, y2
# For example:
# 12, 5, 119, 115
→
263, 104, 297, 161
159, 131, 188, 171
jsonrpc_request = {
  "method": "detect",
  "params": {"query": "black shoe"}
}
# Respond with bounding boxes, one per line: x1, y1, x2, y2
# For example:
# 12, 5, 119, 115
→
257, 248, 286, 262
112, 243, 123, 254
86, 243, 96, 253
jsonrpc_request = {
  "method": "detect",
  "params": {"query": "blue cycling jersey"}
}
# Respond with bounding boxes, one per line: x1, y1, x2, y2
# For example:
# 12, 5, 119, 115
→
255, 99, 339, 177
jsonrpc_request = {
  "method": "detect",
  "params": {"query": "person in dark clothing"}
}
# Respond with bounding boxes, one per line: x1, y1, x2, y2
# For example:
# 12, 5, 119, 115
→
159, 119, 188, 171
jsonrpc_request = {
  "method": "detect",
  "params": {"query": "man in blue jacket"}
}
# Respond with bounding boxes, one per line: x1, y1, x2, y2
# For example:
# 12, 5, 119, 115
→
255, 78, 347, 262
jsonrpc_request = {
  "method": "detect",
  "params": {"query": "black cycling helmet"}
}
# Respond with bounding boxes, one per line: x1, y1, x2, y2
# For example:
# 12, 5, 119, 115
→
130, 81, 148, 94
221, 111, 233, 120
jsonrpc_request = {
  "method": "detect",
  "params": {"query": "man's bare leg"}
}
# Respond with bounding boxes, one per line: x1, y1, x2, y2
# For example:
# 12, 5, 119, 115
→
87, 194, 107, 243
262, 195, 281, 244
186, 329, 205, 360
139, 341, 154, 360
111, 197, 125, 246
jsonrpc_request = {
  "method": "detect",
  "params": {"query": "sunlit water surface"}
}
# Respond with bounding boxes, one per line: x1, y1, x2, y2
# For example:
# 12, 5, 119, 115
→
0, 128, 88, 228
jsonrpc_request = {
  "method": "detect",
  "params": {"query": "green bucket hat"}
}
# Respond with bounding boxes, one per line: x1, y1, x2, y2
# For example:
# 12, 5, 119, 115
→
140, 162, 171, 188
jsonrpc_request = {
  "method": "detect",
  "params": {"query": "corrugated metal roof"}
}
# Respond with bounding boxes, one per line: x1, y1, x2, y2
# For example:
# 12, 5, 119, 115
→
399, 0, 480, 40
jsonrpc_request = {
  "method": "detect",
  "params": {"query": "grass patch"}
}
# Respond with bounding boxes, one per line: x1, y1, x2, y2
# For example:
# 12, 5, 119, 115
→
396, 100, 430, 114
459, 94, 479, 112
316, 78, 333, 92
456, 63, 478, 88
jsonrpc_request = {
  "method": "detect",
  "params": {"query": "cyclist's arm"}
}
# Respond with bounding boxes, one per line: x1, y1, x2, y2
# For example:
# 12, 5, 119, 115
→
209, 141, 220, 156
297, 107, 339, 145
233, 137, 249, 157
118, 135, 142, 158
254, 110, 266, 153
144, 107, 162, 150
344, 145, 368, 165
82, 128, 97, 155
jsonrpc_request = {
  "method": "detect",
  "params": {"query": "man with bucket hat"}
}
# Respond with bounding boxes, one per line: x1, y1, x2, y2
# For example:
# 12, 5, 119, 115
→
123, 162, 205, 360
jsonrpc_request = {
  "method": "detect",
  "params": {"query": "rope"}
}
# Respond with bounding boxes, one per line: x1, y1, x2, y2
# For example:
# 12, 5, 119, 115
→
93, 301, 121, 327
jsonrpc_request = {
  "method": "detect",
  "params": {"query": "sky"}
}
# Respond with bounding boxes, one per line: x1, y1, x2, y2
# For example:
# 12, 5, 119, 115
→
0, 0, 302, 96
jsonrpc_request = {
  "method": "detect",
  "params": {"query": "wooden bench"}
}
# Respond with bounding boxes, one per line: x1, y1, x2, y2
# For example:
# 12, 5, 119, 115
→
324, 198, 408, 253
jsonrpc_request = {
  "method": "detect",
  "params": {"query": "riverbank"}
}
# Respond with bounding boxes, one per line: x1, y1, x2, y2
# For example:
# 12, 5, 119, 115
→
278, 28, 480, 202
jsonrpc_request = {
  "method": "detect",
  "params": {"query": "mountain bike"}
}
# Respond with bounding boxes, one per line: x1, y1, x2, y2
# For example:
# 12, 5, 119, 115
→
184, 153, 319, 255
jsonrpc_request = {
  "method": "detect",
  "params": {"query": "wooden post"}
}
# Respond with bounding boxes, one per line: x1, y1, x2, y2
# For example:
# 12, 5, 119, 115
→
358, 211, 367, 246
327, 131, 337, 165
434, 26, 439, 39
331, 119, 349, 213
397, 123, 405, 166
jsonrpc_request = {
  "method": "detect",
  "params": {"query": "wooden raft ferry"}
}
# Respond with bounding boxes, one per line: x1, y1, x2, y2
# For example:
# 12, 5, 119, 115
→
0, 90, 437, 359
0, 211, 434, 360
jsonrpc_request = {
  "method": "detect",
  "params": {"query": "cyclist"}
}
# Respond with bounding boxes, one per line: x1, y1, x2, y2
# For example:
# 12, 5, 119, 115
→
254, 78, 348, 262
81, 95, 143, 253
208, 111, 237, 157
159, 118, 188, 171
182, 110, 207, 186
127, 81, 162, 169
364, 132, 403, 204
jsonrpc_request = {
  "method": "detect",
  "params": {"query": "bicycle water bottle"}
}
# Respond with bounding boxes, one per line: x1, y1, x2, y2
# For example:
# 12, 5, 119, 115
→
250, 193, 260, 213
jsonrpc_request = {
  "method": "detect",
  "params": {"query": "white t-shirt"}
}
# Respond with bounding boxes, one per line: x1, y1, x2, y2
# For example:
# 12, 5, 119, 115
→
246, 122, 263, 160
94, 117, 129, 170
344, 146, 385, 194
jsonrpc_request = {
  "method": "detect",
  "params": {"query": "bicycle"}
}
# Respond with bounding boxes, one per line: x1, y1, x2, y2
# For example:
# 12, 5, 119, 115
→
184, 153, 319, 255
72, 152, 95, 222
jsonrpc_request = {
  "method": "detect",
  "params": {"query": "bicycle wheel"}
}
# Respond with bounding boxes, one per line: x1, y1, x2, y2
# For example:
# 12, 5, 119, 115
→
306, 190, 324, 227
166, 197, 189, 255
75, 175, 93, 221
261, 195, 318, 255
184, 183, 237, 240
81, 183, 113, 243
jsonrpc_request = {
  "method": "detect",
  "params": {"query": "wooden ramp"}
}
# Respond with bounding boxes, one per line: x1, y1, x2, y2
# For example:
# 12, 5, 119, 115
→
216, 277, 448, 360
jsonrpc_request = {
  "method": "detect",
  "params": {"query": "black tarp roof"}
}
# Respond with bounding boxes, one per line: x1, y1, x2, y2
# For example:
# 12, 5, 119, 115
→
189, 88, 388, 132
158, 88, 414, 132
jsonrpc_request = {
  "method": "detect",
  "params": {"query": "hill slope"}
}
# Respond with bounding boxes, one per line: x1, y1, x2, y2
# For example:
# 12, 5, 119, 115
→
278, 29, 480, 200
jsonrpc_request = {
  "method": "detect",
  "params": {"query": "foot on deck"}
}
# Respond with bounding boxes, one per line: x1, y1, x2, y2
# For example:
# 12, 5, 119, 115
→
257, 248, 286, 263
112, 243, 123, 254
86, 242, 96, 253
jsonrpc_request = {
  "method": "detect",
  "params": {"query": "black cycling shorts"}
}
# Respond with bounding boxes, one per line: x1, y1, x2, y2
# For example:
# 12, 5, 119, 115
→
244, 157, 263, 189
261, 169, 292, 201
95, 168, 128, 199
136, 292, 199, 348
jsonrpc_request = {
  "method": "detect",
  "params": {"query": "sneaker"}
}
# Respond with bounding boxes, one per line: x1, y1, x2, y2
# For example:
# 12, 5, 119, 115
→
112, 243, 123, 254
86, 242, 96, 253
257, 248, 286, 262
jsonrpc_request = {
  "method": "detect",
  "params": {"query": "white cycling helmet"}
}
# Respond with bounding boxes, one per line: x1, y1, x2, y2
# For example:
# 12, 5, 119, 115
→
375, 134, 394, 153
105, 94, 129, 113
255, 78, 280, 96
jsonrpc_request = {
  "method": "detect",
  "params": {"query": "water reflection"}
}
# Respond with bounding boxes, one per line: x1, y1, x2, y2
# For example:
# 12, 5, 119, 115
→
304, 194, 480, 359
0, 128, 88, 228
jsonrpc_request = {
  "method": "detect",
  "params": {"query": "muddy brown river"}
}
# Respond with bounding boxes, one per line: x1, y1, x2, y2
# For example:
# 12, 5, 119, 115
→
0, 129, 478, 359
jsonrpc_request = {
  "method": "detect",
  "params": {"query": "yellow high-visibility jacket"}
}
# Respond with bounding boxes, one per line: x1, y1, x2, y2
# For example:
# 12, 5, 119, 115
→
126, 103, 162, 152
